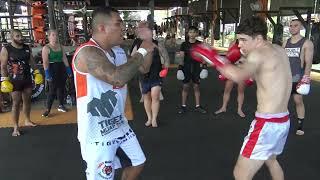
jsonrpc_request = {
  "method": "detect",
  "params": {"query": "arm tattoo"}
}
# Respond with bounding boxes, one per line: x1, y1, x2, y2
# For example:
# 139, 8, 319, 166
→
138, 50, 153, 73
158, 42, 170, 67
78, 46, 144, 87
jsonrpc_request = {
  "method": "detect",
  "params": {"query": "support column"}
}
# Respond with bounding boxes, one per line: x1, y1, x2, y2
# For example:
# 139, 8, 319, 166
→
58, 0, 67, 44
148, 0, 155, 29
83, 10, 89, 40
105, 0, 109, 6
239, 0, 257, 23
8, 0, 14, 29
211, 0, 218, 46
27, 2, 33, 42
47, 0, 56, 29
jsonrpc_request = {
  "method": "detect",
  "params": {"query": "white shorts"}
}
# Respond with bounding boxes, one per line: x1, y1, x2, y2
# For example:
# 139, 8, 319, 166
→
80, 128, 146, 180
240, 112, 290, 160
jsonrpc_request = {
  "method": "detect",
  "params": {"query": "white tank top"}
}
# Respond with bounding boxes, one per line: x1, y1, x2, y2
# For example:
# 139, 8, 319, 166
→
72, 39, 130, 143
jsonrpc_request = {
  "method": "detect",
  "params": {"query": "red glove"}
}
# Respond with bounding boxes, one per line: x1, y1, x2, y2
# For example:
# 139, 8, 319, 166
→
244, 78, 254, 86
159, 68, 168, 78
226, 43, 242, 63
218, 74, 228, 81
191, 44, 229, 68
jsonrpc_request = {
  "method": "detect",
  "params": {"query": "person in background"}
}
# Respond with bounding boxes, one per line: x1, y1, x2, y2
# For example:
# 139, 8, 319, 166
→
0, 29, 43, 136
177, 26, 208, 114
41, 29, 72, 117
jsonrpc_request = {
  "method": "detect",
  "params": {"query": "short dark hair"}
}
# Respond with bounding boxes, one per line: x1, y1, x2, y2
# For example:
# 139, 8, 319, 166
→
91, 7, 119, 31
47, 29, 57, 35
137, 21, 152, 30
291, 19, 303, 24
10, 29, 22, 36
188, 26, 199, 32
236, 16, 268, 40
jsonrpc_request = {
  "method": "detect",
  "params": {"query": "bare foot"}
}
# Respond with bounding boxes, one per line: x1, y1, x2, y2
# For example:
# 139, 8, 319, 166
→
145, 121, 151, 127
215, 108, 226, 115
12, 129, 21, 137
151, 121, 158, 128
237, 110, 246, 118
25, 121, 37, 127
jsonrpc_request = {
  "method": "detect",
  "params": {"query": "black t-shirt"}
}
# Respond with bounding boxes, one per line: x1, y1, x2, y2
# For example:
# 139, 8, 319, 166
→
6, 43, 31, 80
180, 40, 202, 73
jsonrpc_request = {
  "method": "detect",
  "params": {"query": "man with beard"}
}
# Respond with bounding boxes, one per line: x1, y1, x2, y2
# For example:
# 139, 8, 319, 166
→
0, 29, 43, 136
72, 7, 156, 179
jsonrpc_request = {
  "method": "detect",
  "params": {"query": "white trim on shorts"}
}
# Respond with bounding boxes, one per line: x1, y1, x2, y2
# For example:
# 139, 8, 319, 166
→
240, 111, 290, 160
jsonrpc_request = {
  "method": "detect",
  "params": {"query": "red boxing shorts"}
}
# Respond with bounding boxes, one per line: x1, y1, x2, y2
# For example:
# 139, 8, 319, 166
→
240, 111, 290, 160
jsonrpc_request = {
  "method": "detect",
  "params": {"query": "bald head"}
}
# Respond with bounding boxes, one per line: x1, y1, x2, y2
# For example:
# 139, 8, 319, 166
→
91, 7, 119, 33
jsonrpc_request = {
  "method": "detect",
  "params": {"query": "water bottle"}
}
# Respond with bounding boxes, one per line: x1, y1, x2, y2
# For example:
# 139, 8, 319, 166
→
66, 95, 72, 106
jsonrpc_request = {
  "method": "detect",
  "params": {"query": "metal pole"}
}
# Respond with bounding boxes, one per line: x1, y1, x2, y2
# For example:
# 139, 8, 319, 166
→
105, 0, 110, 6
239, 0, 242, 23
220, 0, 224, 47
58, 0, 67, 45
47, 0, 56, 29
8, 0, 14, 29
27, 2, 33, 42
212, 0, 218, 46
83, 9, 89, 41
148, 0, 155, 29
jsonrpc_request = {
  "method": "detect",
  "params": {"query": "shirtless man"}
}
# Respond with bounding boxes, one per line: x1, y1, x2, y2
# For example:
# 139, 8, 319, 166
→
283, 19, 313, 135
72, 7, 155, 180
192, 16, 292, 180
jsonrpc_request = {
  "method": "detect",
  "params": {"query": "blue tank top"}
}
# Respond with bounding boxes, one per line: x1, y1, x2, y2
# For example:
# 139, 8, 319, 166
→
284, 38, 305, 82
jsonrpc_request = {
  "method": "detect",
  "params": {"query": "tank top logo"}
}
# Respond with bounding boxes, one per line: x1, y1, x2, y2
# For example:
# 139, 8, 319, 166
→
87, 90, 124, 137
285, 47, 300, 57
87, 90, 118, 118
8, 57, 26, 80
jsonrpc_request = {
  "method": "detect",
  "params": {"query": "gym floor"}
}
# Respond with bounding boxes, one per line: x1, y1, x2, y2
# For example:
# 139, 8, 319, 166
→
0, 68, 319, 180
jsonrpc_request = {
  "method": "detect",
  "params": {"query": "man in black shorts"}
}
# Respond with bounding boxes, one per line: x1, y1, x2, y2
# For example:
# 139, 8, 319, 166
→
283, 19, 314, 135
0, 29, 43, 136
177, 26, 207, 114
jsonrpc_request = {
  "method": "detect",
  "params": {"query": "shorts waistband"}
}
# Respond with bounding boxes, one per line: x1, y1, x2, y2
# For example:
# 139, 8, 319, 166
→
255, 111, 289, 123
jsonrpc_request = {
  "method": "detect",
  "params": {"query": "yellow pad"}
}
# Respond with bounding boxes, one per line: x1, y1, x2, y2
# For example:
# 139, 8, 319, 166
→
1, 81, 13, 93
34, 73, 44, 84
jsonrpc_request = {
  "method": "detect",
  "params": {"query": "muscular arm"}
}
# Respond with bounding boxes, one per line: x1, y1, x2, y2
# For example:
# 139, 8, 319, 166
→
131, 45, 153, 73
219, 51, 261, 83
0, 47, 8, 77
282, 39, 288, 48
75, 46, 145, 87
41, 46, 50, 70
158, 42, 170, 68
303, 40, 314, 75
